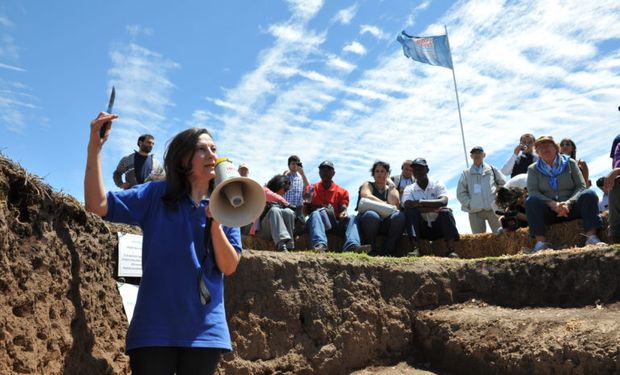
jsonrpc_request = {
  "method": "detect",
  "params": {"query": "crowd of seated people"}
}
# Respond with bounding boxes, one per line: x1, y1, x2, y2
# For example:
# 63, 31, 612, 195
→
244, 133, 619, 257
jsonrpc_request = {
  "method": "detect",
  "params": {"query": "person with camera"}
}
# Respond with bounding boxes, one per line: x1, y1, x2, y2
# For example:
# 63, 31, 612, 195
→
86, 113, 241, 374
283, 155, 309, 233
358, 161, 406, 256
253, 175, 296, 252
495, 186, 528, 232
501, 133, 537, 178
403, 158, 460, 258
113, 134, 165, 189
457, 146, 506, 234
526, 136, 604, 252
304, 161, 363, 252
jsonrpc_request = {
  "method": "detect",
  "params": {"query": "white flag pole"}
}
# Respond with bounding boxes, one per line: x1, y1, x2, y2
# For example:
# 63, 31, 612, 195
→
444, 25, 468, 168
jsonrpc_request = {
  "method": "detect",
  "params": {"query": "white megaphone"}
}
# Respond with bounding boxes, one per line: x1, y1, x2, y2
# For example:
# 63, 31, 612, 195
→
209, 157, 266, 227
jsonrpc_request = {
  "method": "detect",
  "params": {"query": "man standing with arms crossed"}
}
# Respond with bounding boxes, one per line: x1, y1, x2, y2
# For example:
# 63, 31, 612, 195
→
457, 146, 506, 233
113, 134, 164, 189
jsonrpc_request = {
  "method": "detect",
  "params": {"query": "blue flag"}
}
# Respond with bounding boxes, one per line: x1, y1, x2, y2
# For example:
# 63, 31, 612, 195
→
396, 31, 453, 69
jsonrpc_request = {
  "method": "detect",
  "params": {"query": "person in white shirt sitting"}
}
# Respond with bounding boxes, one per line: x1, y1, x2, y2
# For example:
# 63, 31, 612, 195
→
402, 158, 460, 258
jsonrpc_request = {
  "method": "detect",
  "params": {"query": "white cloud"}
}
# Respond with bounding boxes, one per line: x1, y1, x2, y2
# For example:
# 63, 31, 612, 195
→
0, 15, 38, 133
416, 1, 432, 11
360, 24, 389, 40
126, 25, 154, 39
343, 41, 367, 55
326, 55, 356, 73
286, 0, 324, 20
405, 0, 434, 27
207, 97, 249, 113
0, 80, 39, 132
0, 35, 19, 62
0, 62, 25, 72
105, 43, 179, 177
332, 4, 358, 24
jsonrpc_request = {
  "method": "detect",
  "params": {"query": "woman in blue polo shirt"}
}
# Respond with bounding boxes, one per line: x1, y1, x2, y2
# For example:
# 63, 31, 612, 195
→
85, 112, 241, 375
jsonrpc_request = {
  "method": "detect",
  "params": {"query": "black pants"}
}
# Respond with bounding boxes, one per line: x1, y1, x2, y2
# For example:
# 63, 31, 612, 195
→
405, 207, 460, 242
129, 347, 221, 375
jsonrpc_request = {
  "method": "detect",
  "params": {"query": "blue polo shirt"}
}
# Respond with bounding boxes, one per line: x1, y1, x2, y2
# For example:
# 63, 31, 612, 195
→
104, 180, 241, 352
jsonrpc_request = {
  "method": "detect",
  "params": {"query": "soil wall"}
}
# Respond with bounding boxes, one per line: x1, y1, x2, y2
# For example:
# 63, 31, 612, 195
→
2, 156, 618, 374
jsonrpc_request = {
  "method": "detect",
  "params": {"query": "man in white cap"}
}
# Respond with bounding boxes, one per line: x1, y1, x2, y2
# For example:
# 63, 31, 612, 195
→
457, 146, 506, 233
238, 163, 249, 177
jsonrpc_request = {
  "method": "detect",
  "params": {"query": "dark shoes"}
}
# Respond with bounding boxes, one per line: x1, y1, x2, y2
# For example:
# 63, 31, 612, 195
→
313, 243, 328, 252
276, 239, 291, 253
353, 244, 372, 254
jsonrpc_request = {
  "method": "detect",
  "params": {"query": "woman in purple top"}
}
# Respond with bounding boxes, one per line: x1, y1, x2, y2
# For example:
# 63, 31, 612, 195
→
85, 112, 242, 375
605, 142, 620, 243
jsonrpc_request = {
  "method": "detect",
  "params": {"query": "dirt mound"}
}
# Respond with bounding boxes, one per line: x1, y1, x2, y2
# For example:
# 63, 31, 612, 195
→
2, 154, 619, 375
0, 156, 130, 374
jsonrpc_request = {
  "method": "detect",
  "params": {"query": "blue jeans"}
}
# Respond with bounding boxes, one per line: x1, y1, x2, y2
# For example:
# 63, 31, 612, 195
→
525, 189, 602, 237
358, 210, 406, 255
306, 210, 361, 251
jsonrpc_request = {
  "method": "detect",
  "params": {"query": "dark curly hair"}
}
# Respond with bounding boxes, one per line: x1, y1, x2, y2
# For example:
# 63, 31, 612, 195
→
266, 174, 290, 193
370, 160, 391, 176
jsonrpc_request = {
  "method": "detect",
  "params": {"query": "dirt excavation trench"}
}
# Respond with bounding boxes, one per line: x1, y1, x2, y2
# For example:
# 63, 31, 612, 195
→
1, 155, 620, 374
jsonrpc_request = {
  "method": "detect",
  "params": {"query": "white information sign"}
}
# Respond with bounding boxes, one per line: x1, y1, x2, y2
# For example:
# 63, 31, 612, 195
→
117, 232, 143, 277
116, 282, 139, 323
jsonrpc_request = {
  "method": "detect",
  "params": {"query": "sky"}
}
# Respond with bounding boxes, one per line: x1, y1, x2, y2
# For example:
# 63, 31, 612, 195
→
1, 0, 619, 234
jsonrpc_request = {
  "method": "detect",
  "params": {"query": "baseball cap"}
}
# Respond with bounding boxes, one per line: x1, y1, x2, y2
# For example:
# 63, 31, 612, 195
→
411, 158, 428, 168
238, 163, 249, 170
470, 146, 484, 153
318, 160, 335, 169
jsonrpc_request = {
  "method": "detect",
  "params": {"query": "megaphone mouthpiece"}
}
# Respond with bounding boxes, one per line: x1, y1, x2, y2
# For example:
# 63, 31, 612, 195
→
222, 182, 245, 208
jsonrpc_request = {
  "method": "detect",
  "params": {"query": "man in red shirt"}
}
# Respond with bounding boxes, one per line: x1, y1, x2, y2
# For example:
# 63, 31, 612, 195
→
304, 161, 363, 252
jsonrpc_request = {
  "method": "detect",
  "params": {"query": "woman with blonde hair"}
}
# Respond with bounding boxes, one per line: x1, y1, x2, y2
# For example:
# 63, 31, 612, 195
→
526, 136, 603, 252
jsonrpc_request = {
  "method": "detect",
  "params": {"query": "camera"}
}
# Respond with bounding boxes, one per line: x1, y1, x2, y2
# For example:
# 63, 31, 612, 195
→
520, 143, 527, 150
296, 162, 303, 167
497, 210, 520, 232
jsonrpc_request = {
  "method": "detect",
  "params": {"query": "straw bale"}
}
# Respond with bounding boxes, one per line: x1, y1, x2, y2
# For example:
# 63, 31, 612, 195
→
242, 214, 610, 258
